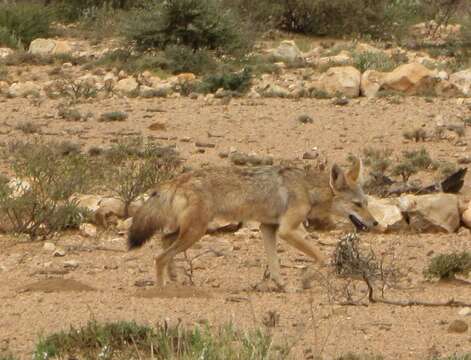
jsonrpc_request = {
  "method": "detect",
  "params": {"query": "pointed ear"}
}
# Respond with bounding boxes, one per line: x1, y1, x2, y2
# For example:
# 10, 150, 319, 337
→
330, 164, 346, 192
347, 156, 362, 184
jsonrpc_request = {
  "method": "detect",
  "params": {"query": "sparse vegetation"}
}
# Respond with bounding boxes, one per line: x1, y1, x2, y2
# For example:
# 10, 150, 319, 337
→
432, 355, 471, 360
362, 147, 393, 176
102, 137, 181, 217
336, 354, 384, 360
403, 128, 427, 142
98, 111, 128, 122
122, 0, 251, 55
0, 141, 95, 239
33, 320, 281, 360
0, 3, 52, 48
352, 51, 398, 73
15, 121, 41, 134
198, 67, 252, 94
424, 252, 471, 280
392, 148, 433, 182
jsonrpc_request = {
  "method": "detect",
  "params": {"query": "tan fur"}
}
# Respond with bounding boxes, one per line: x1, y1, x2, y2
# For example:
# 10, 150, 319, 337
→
128, 160, 377, 288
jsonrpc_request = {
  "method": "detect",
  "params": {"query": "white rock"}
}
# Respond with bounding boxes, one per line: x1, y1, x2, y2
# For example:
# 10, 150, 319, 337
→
399, 193, 461, 233
115, 77, 138, 95
361, 70, 386, 98
79, 223, 97, 238
0, 47, 14, 59
367, 196, 405, 232
43, 242, 56, 252
29, 38, 56, 55
8, 81, 41, 98
458, 308, 471, 317
449, 69, 471, 96
319, 66, 361, 98
270, 40, 304, 65
64, 260, 79, 269
53, 247, 66, 257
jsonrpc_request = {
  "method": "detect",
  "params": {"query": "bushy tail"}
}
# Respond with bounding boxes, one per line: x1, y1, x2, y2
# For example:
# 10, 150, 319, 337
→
128, 195, 163, 250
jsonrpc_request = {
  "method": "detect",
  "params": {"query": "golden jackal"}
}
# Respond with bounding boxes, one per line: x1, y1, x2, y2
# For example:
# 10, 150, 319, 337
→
128, 158, 378, 288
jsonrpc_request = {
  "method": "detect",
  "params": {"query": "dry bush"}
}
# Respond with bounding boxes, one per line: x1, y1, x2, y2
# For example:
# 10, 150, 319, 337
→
0, 141, 95, 239
100, 137, 182, 217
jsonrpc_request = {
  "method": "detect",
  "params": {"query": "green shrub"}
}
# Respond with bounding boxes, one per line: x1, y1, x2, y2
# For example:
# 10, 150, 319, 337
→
0, 141, 94, 239
52, 0, 131, 23
424, 252, 471, 280
163, 45, 216, 75
0, 4, 52, 48
98, 111, 128, 122
352, 51, 398, 73
229, 0, 391, 37
33, 320, 282, 360
362, 147, 393, 175
198, 67, 252, 94
122, 0, 251, 55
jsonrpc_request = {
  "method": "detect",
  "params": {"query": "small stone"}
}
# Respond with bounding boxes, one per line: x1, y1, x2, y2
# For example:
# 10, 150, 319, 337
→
43, 242, 56, 252
447, 319, 468, 333
297, 114, 314, 124
458, 308, 471, 317
195, 142, 216, 148
53, 248, 66, 257
64, 260, 79, 269
332, 96, 349, 106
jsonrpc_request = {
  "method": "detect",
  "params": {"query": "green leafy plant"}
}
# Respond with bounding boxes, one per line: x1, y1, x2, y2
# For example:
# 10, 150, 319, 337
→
424, 252, 471, 280
122, 0, 251, 55
198, 67, 252, 94
0, 141, 94, 239
0, 3, 52, 47
33, 320, 282, 360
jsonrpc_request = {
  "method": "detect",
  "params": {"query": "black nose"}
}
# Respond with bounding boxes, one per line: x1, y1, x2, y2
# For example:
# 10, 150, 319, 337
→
373, 221, 378, 226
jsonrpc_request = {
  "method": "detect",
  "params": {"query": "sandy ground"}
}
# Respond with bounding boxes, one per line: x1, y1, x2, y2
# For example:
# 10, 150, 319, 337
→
0, 95, 471, 359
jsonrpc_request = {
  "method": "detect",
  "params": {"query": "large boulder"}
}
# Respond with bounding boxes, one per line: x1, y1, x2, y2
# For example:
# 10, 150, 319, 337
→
462, 201, 471, 229
319, 66, 361, 98
449, 69, 471, 97
0, 47, 14, 59
382, 63, 437, 94
270, 40, 304, 65
115, 77, 139, 95
361, 70, 386, 98
29, 38, 72, 56
398, 193, 461, 233
367, 196, 406, 232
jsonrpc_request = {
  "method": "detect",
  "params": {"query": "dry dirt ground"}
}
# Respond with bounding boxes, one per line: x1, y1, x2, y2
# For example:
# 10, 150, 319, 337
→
0, 95, 471, 359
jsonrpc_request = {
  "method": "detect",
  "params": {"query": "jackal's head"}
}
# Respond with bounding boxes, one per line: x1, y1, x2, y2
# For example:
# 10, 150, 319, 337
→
328, 157, 378, 231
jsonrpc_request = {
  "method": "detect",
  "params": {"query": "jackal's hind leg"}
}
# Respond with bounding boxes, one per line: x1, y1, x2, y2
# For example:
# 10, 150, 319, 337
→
162, 231, 179, 282
155, 216, 207, 287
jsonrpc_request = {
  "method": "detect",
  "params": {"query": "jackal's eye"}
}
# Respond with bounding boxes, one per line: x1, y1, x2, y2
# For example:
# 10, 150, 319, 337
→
354, 201, 363, 208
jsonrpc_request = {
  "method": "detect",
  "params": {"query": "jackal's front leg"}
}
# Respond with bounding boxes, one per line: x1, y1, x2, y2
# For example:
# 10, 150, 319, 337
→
260, 224, 285, 291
